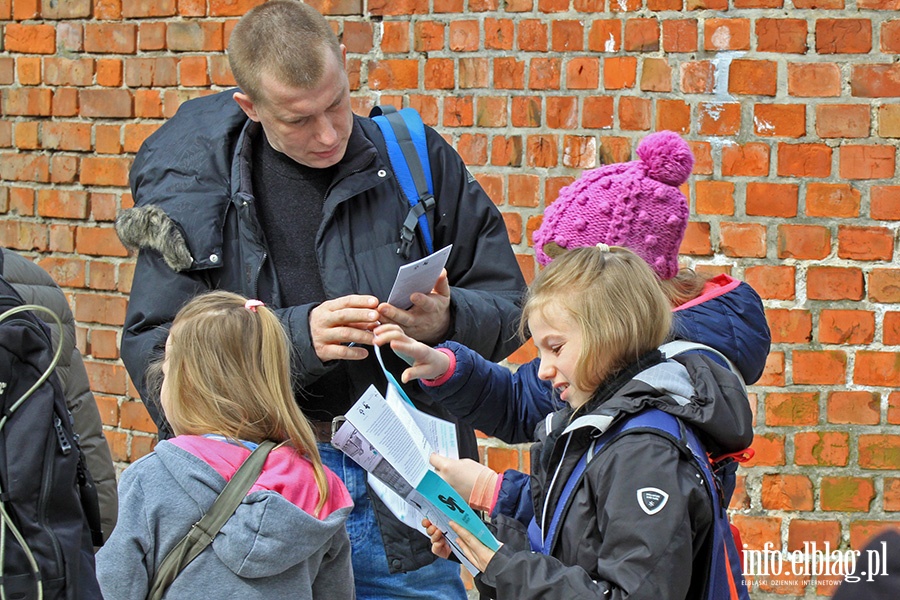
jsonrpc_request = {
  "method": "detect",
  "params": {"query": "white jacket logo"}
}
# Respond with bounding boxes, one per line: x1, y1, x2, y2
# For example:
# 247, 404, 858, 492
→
637, 487, 669, 515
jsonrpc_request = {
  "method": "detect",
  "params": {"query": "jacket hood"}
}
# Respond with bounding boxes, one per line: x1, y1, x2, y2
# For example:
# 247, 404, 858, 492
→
672, 274, 771, 385
551, 351, 753, 459
155, 439, 352, 578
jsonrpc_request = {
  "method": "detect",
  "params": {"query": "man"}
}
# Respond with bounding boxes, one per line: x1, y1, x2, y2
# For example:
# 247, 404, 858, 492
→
115, 2, 526, 598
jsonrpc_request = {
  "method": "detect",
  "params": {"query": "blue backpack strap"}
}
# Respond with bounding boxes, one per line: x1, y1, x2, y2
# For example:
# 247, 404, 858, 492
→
533, 409, 750, 600
369, 106, 435, 258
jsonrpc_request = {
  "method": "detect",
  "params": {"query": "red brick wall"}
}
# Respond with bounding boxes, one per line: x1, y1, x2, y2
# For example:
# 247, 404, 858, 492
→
3, 1, 899, 595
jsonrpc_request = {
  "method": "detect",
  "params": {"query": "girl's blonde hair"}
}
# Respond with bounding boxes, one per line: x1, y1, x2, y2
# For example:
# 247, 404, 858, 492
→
659, 268, 710, 307
521, 246, 672, 394
160, 291, 329, 515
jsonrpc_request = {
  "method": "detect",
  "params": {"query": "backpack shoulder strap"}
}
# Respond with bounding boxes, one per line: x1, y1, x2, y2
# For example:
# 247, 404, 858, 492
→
147, 440, 277, 600
369, 106, 435, 258
660, 340, 747, 395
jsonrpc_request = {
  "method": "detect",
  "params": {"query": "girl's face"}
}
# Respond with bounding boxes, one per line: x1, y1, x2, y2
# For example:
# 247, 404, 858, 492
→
159, 335, 173, 420
530, 308, 592, 410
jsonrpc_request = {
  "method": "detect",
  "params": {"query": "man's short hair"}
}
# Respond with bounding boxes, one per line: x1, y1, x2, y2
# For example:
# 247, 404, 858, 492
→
228, 0, 343, 103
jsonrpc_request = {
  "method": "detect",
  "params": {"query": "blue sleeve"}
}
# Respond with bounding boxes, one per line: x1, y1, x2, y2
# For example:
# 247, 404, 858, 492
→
419, 342, 559, 443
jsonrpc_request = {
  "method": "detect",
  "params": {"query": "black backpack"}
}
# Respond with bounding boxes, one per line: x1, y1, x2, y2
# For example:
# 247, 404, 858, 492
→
0, 269, 102, 600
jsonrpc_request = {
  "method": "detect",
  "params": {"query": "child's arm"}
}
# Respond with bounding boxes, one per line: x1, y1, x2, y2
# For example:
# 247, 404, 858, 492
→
374, 324, 558, 443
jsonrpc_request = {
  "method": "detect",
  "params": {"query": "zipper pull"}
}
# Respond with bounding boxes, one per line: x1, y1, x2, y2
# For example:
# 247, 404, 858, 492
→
54, 416, 72, 455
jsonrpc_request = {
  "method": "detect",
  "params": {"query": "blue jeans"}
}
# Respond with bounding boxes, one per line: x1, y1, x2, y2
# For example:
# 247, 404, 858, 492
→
319, 443, 467, 600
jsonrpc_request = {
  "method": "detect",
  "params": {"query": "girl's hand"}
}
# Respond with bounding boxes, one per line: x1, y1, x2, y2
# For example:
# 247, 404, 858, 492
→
430, 454, 496, 502
373, 323, 451, 382
422, 518, 498, 572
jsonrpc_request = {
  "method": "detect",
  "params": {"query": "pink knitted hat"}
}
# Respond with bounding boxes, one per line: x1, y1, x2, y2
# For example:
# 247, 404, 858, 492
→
533, 130, 693, 280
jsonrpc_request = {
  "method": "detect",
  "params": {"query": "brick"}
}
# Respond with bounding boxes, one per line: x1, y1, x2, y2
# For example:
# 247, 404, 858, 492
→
138, 21, 167, 51
695, 181, 734, 215
807, 266, 864, 301
679, 221, 711, 256
827, 391, 880, 424
512, 96, 541, 127
79, 89, 133, 119
120, 400, 158, 434
746, 182, 798, 217
729, 60, 777, 96
51, 88, 78, 117
459, 58, 489, 89
475, 174, 503, 205
209, 56, 235, 87
208, 0, 267, 16
486, 447, 520, 472
624, 18, 659, 52
872, 186, 900, 220
854, 351, 900, 386
820, 477, 875, 512
457, 134, 487, 166
618, 96, 650, 131
483, 18, 511, 50
805, 185, 862, 221
777, 224, 830, 260
730, 515, 782, 550
566, 57, 599, 90
494, 57, 526, 90
49, 155, 78, 184
382, 22, 410, 54
85, 360, 127, 395
704, 19, 750, 51
599, 136, 632, 164
697, 102, 740, 136
816, 19, 872, 54
178, 0, 207, 14
852, 64, 900, 97
37, 189, 88, 220
166, 22, 223, 52
133, 90, 163, 119
0, 152, 49, 182
837, 226, 893, 261
679, 60, 714, 94
816, 104, 870, 138
528, 58, 561, 90
75, 225, 128, 257
5, 23, 55, 54
48, 224, 74, 253
96, 59, 123, 87
795, 0, 844, 6
4, 88, 52, 116
582, 96, 613, 129
850, 521, 900, 551
689, 142, 712, 174
8, 187, 34, 215
878, 104, 900, 137
794, 431, 850, 467
491, 135, 524, 167
508, 174, 540, 208
56, 22, 84, 54
887, 478, 900, 512
662, 19, 697, 53
79, 157, 131, 188
640, 57, 671, 92
475, 97, 507, 128
424, 58, 454, 90
745, 266, 794, 300
551, 20, 584, 52
588, 19, 622, 53
89, 327, 119, 360
882, 20, 900, 53
84, 23, 137, 54
788, 63, 842, 97
562, 135, 598, 169
518, 19, 548, 51
787, 520, 842, 552
526, 135, 558, 168
766, 308, 812, 343
444, 97, 474, 128
14, 122, 38, 150
655, 98, 690, 133
753, 104, 806, 138
761, 474, 813, 511
603, 56, 637, 89
607, 0, 641, 11
766, 391, 820, 424
17, 57, 41, 86
840, 145, 896, 180
36, 257, 86, 288
818, 310, 876, 349
95, 124, 122, 155
42, 0, 92, 18
778, 143, 832, 178
122, 0, 175, 16
719, 222, 766, 258
544, 97, 576, 130
721, 143, 769, 177
756, 18, 807, 54
870, 269, 900, 303
125, 58, 178, 88
368, 59, 418, 90
885, 312, 900, 344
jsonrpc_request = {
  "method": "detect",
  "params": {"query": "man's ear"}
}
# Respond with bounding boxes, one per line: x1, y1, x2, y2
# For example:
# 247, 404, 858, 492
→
233, 91, 260, 122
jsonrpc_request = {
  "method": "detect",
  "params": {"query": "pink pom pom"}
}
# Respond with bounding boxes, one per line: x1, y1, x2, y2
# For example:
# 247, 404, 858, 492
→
636, 130, 694, 187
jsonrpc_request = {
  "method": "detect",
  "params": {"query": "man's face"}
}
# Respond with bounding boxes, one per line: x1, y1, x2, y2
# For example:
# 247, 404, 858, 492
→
234, 49, 353, 169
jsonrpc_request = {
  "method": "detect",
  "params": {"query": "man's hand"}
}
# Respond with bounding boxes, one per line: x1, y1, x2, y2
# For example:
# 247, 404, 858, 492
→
373, 324, 450, 382
309, 295, 380, 362
378, 269, 451, 345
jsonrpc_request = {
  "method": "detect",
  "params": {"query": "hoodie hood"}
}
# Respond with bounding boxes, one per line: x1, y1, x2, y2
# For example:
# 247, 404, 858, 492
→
156, 438, 352, 578
671, 274, 771, 385
542, 351, 753, 474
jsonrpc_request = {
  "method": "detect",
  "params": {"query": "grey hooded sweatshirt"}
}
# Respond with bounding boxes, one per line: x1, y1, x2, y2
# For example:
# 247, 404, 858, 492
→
97, 437, 354, 599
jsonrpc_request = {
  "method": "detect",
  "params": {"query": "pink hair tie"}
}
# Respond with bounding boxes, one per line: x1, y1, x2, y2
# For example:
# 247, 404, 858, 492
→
244, 299, 264, 312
